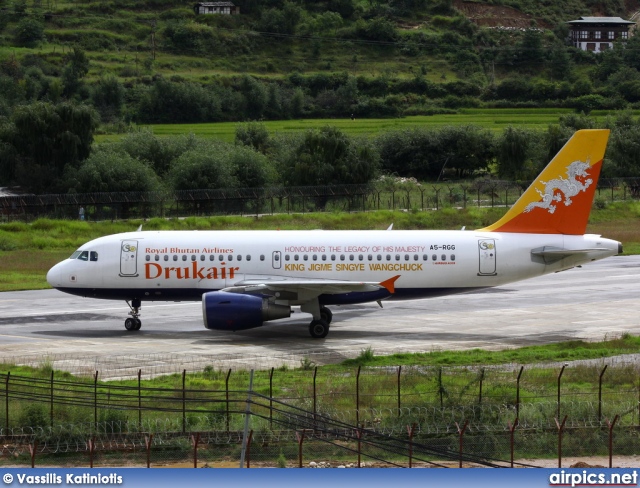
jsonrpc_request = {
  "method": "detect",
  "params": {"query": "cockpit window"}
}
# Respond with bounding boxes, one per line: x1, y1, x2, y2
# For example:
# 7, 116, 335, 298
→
90, 251, 98, 262
78, 251, 89, 261
70, 251, 82, 259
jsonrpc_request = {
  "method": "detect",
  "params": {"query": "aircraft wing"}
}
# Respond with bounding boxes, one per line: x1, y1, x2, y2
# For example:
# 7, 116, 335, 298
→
221, 275, 399, 301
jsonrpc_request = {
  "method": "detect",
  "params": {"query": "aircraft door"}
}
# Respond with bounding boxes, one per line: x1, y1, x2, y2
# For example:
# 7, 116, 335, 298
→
478, 239, 497, 276
120, 240, 139, 277
272, 251, 281, 269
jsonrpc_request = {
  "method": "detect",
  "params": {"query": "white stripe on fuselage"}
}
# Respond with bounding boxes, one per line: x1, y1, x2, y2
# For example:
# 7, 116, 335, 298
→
48, 230, 620, 298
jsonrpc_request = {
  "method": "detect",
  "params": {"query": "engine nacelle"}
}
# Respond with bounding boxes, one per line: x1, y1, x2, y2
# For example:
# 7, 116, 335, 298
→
202, 291, 291, 331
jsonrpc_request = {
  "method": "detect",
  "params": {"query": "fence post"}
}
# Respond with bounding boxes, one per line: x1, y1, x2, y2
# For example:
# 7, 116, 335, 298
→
138, 369, 142, 428
239, 370, 254, 468
94, 371, 98, 429
456, 420, 469, 468
29, 441, 37, 468
191, 432, 200, 468
516, 366, 523, 419
88, 437, 95, 468
269, 367, 274, 429
606, 415, 619, 468
478, 368, 485, 405
555, 415, 568, 468
557, 365, 566, 420
397, 366, 402, 416
356, 365, 361, 426
296, 430, 306, 468
226, 369, 231, 432
508, 418, 519, 468
145, 434, 153, 468
407, 423, 416, 468
50, 370, 54, 427
598, 365, 608, 421
246, 430, 253, 468
356, 425, 364, 468
313, 366, 317, 430
5, 372, 9, 431
182, 370, 186, 434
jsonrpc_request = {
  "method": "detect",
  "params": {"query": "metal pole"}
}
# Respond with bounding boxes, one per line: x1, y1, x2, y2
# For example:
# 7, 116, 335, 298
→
239, 370, 254, 468
269, 367, 274, 429
182, 369, 186, 434
516, 366, 523, 419
356, 365, 361, 426
94, 371, 98, 429
397, 366, 402, 415
313, 366, 317, 429
478, 368, 485, 405
5, 372, 9, 431
607, 415, 619, 468
508, 418, 519, 468
50, 370, 54, 427
407, 423, 416, 468
246, 430, 253, 468
138, 369, 142, 427
456, 420, 469, 468
226, 369, 231, 432
557, 365, 566, 420
598, 365, 608, 421
555, 415, 568, 468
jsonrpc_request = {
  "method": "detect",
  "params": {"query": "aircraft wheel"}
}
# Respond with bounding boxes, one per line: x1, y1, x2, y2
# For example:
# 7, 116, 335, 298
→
134, 318, 142, 330
320, 306, 333, 324
309, 319, 330, 339
125, 318, 138, 331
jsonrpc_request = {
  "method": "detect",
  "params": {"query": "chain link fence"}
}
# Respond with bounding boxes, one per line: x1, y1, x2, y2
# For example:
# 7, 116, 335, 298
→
1, 178, 638, 222
2, 358, 640, 467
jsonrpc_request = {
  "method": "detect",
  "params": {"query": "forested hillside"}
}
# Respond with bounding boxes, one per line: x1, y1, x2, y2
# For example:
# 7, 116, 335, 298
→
2, 0, 640, 194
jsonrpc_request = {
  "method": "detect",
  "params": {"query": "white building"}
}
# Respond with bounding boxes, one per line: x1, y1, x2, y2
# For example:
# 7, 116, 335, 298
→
193, 2, 240, 15
567, 17, 634, 53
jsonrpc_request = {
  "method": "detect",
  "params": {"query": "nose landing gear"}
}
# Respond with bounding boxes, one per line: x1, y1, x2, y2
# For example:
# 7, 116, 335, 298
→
125, 298, 142, 331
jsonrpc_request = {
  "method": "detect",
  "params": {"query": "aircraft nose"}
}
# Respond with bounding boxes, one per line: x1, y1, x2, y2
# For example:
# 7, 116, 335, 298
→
46, 263, 61, 288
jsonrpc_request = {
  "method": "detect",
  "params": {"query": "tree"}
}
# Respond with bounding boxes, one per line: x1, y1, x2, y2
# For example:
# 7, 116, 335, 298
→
62, 47, 90, 98
91, 75, 125, 122
495, 126, 531, 179
7, 102, 98, 192
235, 122, 270, 154
167, 143, 237, 191
282, 126, 379, 187
14, 17, 45, 47
66, 147, 163, 193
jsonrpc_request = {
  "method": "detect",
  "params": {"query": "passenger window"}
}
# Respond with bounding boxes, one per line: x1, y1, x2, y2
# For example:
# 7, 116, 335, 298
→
368, 255, 372, 261
441, 254, 446, 261
247, 255, 251, 261
285, 255, 290, 261
340, 254, 345, 261
228, 255, 233, 261
145, 255, 150, 262
164, 255, 169, 261
191, 255, 196, 261
386, 255, 391, 261
312, 255, 317, 261
331, 254, 336, 261
377, 254, 382, 261
260, 255, 265, 261
155, 255, 160, 261
200, 255, 205, 261
303, 255, 308, 261
395, 254, 400, 261
451, 254, 456, 261
432, 254, 437, 261
90, 251, 98, 262
210, 255, 215, 261
349, 255, 354, 261
182, 255, 187, 261
173, 255, 178, 261
358, 255, 363, 261
322, 254, 327, 261
404, 254, 409, 261
237, 255, 242, 262
219, 255, 224, 261
294, 255, 299, 261
414, 254, 418, 261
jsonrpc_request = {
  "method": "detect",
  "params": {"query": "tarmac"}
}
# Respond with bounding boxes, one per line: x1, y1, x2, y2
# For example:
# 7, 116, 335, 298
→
0, 255, 639, 379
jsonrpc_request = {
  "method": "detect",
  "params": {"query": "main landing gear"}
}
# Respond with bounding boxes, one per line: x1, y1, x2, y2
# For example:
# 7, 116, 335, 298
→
124, 298, 142, 331
308, 306, 333, 339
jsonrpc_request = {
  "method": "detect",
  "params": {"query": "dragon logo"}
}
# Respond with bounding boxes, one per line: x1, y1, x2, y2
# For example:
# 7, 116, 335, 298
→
524, 160, 592, 214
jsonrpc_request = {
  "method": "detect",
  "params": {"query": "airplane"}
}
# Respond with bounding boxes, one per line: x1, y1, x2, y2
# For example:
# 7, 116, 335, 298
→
47, 129, 621, 339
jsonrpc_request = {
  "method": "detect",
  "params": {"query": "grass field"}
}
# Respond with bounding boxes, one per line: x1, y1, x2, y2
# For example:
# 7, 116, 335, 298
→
94, 108, 640, 143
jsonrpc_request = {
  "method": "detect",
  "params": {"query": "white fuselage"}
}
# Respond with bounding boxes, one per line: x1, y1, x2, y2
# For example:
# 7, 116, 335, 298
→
46, 230, 620, 303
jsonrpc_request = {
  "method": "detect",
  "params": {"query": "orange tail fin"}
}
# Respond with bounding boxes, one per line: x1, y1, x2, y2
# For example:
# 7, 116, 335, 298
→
479, 129, 610, 235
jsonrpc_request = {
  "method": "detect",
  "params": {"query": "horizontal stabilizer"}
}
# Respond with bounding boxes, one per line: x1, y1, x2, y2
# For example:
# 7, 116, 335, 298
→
531, 246, 610, 264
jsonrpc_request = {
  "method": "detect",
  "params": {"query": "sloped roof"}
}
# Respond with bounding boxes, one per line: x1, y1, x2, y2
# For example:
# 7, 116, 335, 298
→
195, 2, 236, 7
567, 16, 634, 25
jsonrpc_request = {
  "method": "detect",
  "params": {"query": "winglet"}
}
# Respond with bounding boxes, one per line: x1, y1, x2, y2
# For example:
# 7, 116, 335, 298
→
380, 275, 400, 294
479, 129, 610, 235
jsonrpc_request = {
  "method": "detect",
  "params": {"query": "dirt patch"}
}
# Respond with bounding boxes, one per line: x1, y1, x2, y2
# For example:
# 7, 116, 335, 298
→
453, 0, 546, 29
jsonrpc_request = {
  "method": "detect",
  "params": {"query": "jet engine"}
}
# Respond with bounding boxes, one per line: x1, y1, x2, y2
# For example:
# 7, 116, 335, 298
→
202, 291, 291, 331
